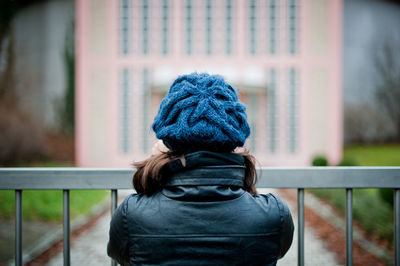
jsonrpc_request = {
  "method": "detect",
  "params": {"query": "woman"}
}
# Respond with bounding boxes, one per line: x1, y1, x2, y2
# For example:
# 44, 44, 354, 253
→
108, 73, 294, 265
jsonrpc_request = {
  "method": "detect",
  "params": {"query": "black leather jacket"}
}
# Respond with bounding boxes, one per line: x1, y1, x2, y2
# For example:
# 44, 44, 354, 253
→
108, 151, 294, 265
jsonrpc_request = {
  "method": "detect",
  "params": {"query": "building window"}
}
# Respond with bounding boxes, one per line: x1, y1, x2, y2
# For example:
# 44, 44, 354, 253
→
162, 0, 169, 54
249, 0, 257, 55
206, 0, 212, 54
226, 0, 233, 54
288, 0, 298, 54
120, 68, 131, 154
248, 93, 258, 152
142, 0, 149, 54
185, 0, 193, 55
268, 69, 278, 153
142, 69, 150, 153
269, 0, 278, 54
119, 0, 130, 55
288, 68, 298, 153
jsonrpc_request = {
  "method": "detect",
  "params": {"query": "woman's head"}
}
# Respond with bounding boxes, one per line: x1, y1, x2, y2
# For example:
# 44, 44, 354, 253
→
133, 73, 257, 195
152, 73, 250, 154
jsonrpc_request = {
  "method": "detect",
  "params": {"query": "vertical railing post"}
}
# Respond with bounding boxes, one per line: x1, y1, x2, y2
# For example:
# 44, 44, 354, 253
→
395, 188, 400, 266
346, 188, 353, 266
111, 189, 118, 214
63, 189, 70, 265
15, 189, 22, 266
111, 189, 118, 266
298, 188, 304, 266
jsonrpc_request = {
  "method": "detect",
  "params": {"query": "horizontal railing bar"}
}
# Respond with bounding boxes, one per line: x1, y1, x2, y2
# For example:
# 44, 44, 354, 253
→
0, 167, 400, 189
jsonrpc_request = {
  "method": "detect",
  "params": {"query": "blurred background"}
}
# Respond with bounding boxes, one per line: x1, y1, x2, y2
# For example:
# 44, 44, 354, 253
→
0, 0, 400, 265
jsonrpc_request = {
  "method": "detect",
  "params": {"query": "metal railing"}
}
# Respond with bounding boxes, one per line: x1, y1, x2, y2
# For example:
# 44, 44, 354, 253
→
1, 167, 400, 266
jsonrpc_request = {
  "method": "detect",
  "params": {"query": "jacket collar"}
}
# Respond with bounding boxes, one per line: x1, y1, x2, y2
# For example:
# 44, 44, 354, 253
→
164, 151, 245, 187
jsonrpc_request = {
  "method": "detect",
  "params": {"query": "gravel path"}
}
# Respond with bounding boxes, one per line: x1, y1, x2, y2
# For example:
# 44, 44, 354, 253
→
46, 189, 342, 266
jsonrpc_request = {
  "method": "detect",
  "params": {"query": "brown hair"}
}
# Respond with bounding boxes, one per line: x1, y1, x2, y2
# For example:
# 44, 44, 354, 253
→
132, 151, 258, 196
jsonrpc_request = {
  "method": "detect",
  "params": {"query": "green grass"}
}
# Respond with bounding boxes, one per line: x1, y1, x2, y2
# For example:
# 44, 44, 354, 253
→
311, 144, 400, 243
343, 143, 400, 166
0, 190, 108, 222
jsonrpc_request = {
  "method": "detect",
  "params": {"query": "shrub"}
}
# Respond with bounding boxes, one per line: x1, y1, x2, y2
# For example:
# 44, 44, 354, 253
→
311, 188, 393, 243
312, 155, 328, 166
353, 189, 393, 241
379, 188, 394, 207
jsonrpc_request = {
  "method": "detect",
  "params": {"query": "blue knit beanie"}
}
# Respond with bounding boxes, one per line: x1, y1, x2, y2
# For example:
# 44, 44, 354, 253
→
152, 73, 250, 154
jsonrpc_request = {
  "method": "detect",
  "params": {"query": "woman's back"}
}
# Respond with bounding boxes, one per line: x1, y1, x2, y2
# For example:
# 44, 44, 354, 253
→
108, 151, 293, 265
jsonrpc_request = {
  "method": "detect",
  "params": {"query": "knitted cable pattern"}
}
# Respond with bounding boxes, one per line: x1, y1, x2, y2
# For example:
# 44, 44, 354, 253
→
152, 73, 250, 153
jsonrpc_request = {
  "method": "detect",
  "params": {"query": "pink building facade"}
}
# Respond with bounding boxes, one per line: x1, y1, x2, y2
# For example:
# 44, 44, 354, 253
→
76, 0, 342, 167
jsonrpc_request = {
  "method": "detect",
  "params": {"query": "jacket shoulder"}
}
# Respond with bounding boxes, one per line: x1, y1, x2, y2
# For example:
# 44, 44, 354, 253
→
251, 193, 293, 229
256, 193, 294, 258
